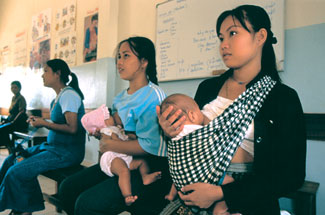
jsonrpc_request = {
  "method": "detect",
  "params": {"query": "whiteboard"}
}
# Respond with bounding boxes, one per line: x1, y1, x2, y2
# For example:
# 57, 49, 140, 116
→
156, 0, 284, 81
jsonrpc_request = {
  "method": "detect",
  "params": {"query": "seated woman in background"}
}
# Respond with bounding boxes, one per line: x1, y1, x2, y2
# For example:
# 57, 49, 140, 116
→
0, 59, 86, 215
0, 81, 28, 151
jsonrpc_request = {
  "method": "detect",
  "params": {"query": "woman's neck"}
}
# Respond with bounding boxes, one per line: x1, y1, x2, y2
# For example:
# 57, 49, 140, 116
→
13, 92, 20, 97
128, 77, 148, 94
232, 62, 261, 84
231, 50, 263, 84
53, 83, 67, 95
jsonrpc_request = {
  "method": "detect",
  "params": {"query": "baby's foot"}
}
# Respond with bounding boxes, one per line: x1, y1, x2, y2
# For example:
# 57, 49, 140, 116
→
165, 193, 176, 201
142, 171, 162, 185
125, 195, 138, 206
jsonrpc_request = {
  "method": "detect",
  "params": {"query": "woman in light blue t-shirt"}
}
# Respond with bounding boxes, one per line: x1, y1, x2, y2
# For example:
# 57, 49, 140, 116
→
0, 59, 85, 215
59, 37, 172, 215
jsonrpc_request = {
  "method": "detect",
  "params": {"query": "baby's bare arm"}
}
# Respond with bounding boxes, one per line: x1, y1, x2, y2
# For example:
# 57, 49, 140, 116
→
126, 132, 137, 140
104, 117, 115, 127
110, 133, 120, 140
113, 112, 123, 127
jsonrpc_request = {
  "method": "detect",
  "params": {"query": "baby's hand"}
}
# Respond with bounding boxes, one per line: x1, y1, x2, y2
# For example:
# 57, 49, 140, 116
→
90, 128, 102, 140
100, 133, 112, 141
111, 133, 120, 140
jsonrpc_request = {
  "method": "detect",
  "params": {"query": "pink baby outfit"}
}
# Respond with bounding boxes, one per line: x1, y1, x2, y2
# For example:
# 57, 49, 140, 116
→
81, 104, 110, 134
81, 104, 133, 177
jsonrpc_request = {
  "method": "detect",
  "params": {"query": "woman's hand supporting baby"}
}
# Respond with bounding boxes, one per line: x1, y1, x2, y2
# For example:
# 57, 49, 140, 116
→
99, 133, 113, 153
156, 105, 186, 138
88, 128, 113, 153
178, 183, 224, 209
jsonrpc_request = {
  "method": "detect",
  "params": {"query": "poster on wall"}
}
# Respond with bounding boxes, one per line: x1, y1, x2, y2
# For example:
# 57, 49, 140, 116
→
53, 1, 77, 66
30, 39, 51, 70
13, 30, 28, 67
53, 33, 77, 66
0, 50, 2, 74
30, 9, 51, 70
1, 46, 11, 72
83, 8, 98, 63
31, 9, 51, 42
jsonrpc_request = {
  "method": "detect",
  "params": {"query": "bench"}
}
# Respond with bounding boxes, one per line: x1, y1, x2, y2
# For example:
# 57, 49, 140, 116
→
285, 180, 319, 215
42, 164, 86, 212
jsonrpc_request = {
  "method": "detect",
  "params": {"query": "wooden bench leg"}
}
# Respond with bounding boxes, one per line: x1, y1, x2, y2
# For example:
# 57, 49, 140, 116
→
41, 165, 85, 213
42, 182, 63, 213
55, 182, 63, 212
287, 181, 319, 215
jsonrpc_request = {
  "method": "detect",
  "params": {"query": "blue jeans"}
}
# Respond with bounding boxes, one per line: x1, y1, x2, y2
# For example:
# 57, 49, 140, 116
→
0, 143, 79, 213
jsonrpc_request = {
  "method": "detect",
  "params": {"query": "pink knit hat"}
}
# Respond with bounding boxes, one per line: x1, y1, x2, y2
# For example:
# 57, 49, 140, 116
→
81, 104, 110, 133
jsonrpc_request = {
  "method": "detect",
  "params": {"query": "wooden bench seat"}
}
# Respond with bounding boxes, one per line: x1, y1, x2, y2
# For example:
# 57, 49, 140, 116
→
42, 164, 86, 212
285, 180, 319, 215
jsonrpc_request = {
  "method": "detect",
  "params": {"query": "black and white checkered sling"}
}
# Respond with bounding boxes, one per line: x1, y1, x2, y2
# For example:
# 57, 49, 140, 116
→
167, 76, 276, 191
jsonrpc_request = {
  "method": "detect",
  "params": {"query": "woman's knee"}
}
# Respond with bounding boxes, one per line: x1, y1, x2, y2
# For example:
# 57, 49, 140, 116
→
75, 193, 96, 215
5, 163, 32, 180
59, 176, 74, 197
75, 194, 124, 215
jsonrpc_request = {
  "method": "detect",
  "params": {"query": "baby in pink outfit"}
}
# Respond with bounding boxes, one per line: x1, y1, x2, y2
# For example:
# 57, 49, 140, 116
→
81, 104, 161, 206
81, 104, 129, 140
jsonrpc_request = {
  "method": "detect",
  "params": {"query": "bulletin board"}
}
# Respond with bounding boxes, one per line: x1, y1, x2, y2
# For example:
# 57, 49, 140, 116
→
156, 0, 284, 81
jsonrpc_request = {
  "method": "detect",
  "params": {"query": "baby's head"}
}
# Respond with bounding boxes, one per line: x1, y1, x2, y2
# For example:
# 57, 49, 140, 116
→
160, 93, 204, 126
81, 104, 111, 133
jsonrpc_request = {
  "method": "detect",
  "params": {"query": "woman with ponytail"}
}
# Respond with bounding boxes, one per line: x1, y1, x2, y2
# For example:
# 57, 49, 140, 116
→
59, 37, 171, 215
0, 59, 86, 215
158, 5, 306, 215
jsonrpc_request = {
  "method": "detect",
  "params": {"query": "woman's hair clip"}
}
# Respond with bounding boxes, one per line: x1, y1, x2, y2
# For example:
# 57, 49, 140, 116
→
271, 37, 277, 44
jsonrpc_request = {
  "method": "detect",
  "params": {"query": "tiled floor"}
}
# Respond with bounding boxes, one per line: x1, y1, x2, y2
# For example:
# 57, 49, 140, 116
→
0, 148, 130, 215
0, 148, 65, 215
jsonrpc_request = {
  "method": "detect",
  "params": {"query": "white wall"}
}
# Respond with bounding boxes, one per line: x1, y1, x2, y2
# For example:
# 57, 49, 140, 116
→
1, 0, 325, 57
285, 0, 325, 29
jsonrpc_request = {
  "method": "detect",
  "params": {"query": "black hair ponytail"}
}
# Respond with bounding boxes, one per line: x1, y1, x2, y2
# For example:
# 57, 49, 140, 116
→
46, 59, 84, 100
69, 72, 84, 100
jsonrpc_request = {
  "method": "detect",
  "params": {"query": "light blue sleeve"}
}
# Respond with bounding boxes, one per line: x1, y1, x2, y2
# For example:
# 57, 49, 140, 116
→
59, 90, 81, 114
136, 86, 167, 157
136, 105, 166, 156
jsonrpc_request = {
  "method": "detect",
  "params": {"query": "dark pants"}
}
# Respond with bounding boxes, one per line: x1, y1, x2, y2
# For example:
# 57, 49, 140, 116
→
0, 114, 28, 150
0, 123, 15, 150
59, 155, 172, 215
